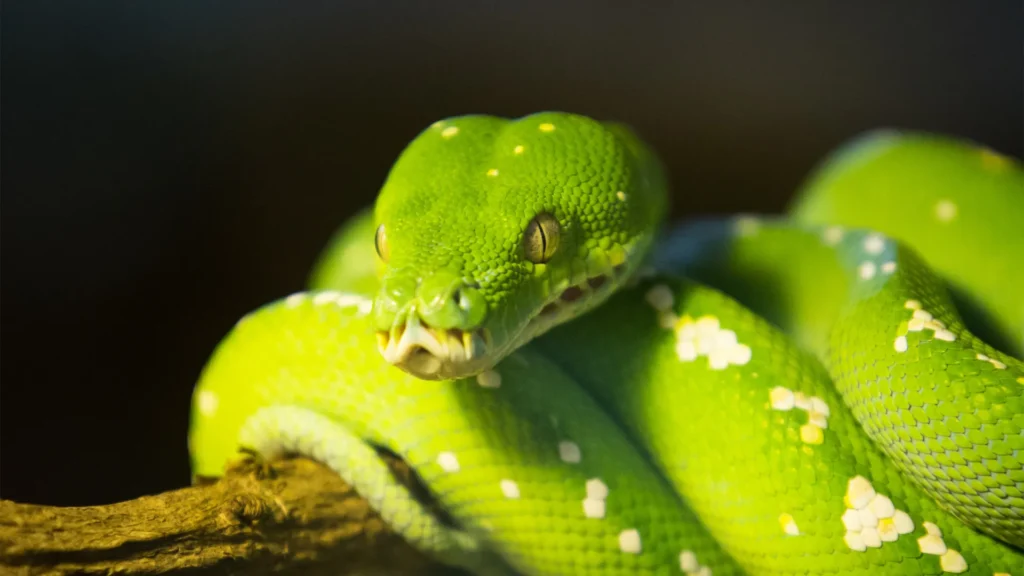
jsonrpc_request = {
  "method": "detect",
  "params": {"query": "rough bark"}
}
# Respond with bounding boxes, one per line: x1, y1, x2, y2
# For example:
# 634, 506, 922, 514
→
0, 455, 467, 575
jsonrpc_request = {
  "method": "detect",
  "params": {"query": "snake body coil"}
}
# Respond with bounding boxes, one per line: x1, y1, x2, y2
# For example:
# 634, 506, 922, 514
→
189, 113, 1023, 575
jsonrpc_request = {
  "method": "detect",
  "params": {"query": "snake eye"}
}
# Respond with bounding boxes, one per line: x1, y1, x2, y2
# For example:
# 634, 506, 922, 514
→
375, 224, 390, 262
524, 213, 560, 263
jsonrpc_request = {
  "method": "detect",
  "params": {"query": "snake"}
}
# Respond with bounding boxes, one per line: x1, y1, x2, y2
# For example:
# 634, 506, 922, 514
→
187, 112, 1024, 575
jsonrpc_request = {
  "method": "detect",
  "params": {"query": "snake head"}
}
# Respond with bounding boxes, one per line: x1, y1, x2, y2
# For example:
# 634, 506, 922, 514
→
371, 112, 668, 380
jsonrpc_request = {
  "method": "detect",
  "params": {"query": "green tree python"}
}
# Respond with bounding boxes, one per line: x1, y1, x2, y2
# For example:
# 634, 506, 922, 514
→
188, 112, 1023, 575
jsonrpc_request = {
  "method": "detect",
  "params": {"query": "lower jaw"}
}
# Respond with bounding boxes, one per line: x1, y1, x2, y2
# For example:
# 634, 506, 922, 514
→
397, 349, 493, 380
376, 327, 494, 381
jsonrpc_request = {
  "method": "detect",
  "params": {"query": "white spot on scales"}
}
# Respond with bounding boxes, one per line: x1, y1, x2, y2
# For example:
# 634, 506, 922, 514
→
778, 513, 800, 535
863, 233, 886, 254
894, 335, 908, 352
769, 387, 795, 410
939, 549, 967, 573
894, 301, 957, 352
618, 528, 641, 554
976, 352, 1007, 370
476, 370, 502, 388
678, 550, 712, 574
674, 315, 752, 369
196, 390, 219, 416
680, 550, 698, 572
768, 387, 829, 445
310, 291, 372, 314
500, 479, 520, 499
800, 423, 824, 445
840, 475, 920, 555
558, 440, 581, 463
822, 226, 844, 245
582, 498, 605, 519
935, 199, 958, 222
582, 477, 608, 519
585, 478, 608, 500
436, 452, 460, 472
645, 284, 674, 312
858, 261, 877, 280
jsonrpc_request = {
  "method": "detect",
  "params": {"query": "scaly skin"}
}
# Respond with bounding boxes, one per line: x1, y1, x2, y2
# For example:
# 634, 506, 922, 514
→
369, 114, 666, 380
789, 130, 1024, 357
188, 113, 1023, 575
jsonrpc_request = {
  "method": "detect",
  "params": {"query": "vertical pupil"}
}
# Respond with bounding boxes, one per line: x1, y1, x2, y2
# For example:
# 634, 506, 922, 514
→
538, 221, 547, 259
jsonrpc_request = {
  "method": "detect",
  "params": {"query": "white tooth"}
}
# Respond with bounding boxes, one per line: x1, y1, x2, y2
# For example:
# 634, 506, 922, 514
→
395, 315, 444, 359
434, 329, 447, 356
463, 331, 474, 359
448, 332, 466, 363
379, 327, 400, 363
396, 315, 419, 353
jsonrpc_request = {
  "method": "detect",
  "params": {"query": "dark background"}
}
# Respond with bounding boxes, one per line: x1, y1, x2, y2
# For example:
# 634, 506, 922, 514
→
2, 1, 1022, 506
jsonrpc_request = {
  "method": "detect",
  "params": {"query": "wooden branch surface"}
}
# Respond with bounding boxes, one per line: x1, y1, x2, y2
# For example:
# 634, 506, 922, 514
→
0, 455, 470, 575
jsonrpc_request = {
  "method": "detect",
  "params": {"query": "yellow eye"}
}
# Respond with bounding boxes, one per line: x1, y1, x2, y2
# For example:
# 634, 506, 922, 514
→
375, 224, 390, 262
524, 213, 560, 263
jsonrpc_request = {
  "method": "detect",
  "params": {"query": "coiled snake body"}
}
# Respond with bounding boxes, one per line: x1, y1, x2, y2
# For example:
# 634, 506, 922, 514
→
189, 113, 1023, 575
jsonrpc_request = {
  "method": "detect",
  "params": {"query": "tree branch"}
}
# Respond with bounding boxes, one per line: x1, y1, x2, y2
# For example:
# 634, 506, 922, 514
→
0, 455, 468, 575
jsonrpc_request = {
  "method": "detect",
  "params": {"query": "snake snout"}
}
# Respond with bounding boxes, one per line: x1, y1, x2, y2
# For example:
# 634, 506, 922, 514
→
416, 273, 487, 331
373, 271, 492, 380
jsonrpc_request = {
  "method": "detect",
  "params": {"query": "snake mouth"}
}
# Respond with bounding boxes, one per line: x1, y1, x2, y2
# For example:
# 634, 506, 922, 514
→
377, 265, 628, 381
376, 315, 492, 380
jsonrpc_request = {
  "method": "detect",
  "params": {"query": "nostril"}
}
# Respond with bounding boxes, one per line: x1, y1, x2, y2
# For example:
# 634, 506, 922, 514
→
416, 275, 486, 330
453, 286, 477, 312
